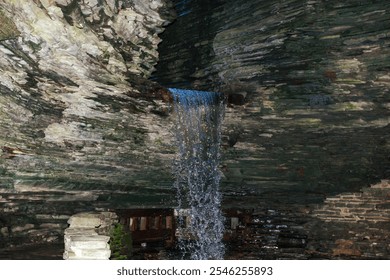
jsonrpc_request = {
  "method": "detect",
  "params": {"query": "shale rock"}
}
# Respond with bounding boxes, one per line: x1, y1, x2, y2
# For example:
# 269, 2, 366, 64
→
156, 0, 390, 207
153, 0, 390, 260
0, 0, 176, 249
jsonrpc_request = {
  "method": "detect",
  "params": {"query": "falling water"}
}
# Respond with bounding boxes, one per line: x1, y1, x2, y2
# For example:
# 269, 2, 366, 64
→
169, 88, 225, 260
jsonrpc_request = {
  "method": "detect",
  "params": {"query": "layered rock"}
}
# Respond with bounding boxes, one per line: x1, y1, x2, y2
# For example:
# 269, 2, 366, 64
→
0, 0, 389, 259
155, 0, 390, 90
153, 0, 390, 259
156, 0, 390, 203
0, 0, 176, 248
307, 180, 390, 259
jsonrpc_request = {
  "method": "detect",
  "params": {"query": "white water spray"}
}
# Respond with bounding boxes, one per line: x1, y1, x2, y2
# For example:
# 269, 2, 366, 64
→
169, 88, 225, 260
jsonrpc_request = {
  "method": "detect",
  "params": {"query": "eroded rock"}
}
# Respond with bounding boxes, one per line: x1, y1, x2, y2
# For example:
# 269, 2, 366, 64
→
0, 0, 176, 248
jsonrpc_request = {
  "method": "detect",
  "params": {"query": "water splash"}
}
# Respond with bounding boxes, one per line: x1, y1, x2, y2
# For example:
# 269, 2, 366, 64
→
169, 88, 225, 260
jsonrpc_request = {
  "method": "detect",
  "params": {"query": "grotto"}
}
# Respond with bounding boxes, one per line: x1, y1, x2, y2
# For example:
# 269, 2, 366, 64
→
0, 0, 389, 259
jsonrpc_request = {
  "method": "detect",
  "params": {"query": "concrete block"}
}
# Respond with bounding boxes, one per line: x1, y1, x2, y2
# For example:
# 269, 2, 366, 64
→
68, 213, 103, 228
72, 248, 111, 260
63, 248, 111, 260
65, 235, 110, 250
64, 227, 99, 236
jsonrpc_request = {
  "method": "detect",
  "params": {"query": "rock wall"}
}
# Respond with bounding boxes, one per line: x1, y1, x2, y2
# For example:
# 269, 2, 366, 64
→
307, 180, 390, 259
0, 0, 177, 249
155, 0, 390, 203
222, 181, 389, 260
155, 0, 390, 89
154, 0, 390, 259
0, 0, 389, 259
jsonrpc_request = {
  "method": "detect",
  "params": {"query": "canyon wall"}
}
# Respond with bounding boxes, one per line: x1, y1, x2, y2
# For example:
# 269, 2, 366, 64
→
0, 0, 389, 258
155, 0, 390, 208
154, 0, 390, 259
0, 0, 177, 248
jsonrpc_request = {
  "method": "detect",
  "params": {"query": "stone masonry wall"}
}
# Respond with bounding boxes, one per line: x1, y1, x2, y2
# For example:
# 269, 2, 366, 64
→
306, 180, 390, 259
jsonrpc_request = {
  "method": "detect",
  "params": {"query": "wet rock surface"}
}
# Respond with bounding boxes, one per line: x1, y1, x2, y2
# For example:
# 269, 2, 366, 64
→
0, 0, 389, 259
154, 0, 390, 259
0, 0, 176, 251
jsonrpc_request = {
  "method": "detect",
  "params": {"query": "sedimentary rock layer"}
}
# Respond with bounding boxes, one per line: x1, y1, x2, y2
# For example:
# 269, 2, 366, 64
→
156, 0, 390, 204
0, 0, 176, 247
153, 0, 390, 259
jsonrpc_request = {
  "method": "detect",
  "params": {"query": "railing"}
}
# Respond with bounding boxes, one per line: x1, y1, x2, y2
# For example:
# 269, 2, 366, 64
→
114, 208, 253, 245
114, 208, 175, 247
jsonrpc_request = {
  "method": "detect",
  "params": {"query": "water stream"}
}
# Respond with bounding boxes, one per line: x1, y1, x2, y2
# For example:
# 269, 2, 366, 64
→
169, 88, 225, 260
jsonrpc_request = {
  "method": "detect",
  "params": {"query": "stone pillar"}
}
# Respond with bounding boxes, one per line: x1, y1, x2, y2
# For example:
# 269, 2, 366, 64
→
63, 212, 117, 260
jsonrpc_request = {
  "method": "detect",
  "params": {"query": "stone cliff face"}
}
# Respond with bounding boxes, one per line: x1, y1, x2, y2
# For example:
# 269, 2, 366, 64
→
155, 0, 390, 202
0, 0, 389, 259
0, 0, 177, 247
156, 0, 390, 90
154, 0, 390, 258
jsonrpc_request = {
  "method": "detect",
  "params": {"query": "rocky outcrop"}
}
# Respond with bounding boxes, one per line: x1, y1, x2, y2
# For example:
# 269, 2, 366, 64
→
156, 0, 390, 205
0, 0, 389, 259
156, 0, 390, 90
153, 0, 390, 259
212, 181, 389, 260
0, 0, 176, 248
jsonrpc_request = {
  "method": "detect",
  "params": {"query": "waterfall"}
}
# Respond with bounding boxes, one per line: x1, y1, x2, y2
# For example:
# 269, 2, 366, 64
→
169, 88, 225, 260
